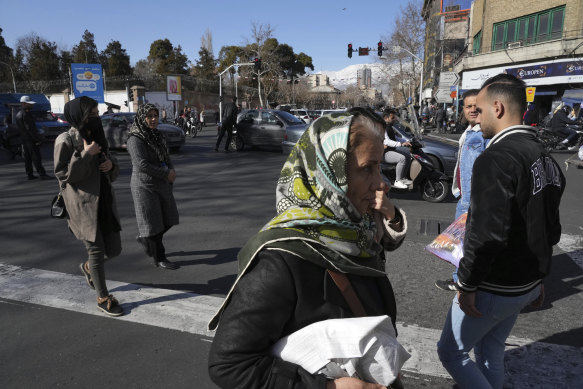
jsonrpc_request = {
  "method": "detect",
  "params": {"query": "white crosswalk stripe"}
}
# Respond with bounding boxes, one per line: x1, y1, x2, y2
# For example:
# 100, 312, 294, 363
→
1, 262, 581, 387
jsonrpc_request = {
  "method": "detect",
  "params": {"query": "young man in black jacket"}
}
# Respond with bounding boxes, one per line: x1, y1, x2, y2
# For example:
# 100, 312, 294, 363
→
436, 74, 565, 388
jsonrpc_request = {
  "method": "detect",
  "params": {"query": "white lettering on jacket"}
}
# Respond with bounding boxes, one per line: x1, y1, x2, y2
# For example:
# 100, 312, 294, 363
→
531, 156, 562, 195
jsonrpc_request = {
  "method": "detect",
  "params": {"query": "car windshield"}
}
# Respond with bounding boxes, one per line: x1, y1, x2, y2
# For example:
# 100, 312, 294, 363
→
32, 112, 57, 122
277, 111, 304, 124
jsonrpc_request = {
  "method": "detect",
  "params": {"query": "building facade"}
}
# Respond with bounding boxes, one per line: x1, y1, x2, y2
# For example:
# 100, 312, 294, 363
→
357, 67, 372, 90
447, 0, 583, 118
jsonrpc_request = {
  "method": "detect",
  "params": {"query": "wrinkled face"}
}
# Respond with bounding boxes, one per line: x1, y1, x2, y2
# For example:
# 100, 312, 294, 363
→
346, 132, 385, 216
475, 89, 496, 139
463, 95, 478, 126
145, 109, 159, 129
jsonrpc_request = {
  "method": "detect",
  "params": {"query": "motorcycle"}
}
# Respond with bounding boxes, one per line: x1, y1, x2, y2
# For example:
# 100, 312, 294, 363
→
381, 138, 450, 203
536, 124, 583, 152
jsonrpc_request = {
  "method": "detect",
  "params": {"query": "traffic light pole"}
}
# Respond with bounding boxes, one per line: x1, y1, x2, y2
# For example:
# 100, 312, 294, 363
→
219, 62, 254, 122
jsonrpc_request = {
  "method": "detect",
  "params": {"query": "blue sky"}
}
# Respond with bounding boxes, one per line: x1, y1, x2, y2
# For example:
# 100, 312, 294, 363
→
0, 0, 409, 72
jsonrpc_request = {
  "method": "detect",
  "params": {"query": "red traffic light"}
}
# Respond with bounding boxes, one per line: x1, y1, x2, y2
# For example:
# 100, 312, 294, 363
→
348, 43, 353, 58
378, 41, 383, 57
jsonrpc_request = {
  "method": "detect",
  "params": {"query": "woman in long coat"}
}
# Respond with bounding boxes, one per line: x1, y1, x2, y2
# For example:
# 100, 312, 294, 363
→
127, 104, 179, 270
54, 96, 124, 316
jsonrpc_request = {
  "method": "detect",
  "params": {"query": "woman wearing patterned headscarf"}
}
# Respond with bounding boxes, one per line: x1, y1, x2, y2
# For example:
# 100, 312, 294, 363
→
208, 108, 408, 388
54, 96, 124, 316
127, 104, 179, 270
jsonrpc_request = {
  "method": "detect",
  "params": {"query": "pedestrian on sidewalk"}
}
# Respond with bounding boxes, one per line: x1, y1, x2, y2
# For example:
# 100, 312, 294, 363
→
15, 96, 53, 180
208, 107, 408, 388
215, 97, 238, 152
436, 74, 565, 388
434, 89, 487, 292
434, 105, 445, 134
54, 96, 124, 317
127, 103, 180, 270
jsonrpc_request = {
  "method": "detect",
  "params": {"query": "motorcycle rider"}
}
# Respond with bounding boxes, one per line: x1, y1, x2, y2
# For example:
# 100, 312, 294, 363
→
550, 103, 580, 150
382, 108, 412, 189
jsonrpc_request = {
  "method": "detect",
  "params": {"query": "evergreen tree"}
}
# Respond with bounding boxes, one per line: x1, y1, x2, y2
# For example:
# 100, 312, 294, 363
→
71, 30, 100, 64
192, 47, 216, 79
102, 40, 132, 76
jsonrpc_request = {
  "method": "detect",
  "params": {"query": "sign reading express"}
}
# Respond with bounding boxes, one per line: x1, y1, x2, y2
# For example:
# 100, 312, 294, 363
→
71, 63, 104, 103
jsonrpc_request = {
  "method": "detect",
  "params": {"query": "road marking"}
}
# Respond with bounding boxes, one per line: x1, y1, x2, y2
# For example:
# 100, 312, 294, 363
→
1, 262, 581, 387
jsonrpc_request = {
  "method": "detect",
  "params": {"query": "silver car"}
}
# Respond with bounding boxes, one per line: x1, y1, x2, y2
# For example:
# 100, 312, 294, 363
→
234, 109, 307, 152
101, 112, 185, 151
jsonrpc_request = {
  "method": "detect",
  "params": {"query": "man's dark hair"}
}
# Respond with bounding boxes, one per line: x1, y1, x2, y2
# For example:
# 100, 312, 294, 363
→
462, 89, 479, 101
382, 108, 398, 118
481, 73, 527, 115
347, 106, 386, 127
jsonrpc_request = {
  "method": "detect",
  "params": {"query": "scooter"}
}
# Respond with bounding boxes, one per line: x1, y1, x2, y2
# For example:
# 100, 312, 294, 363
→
381, 139, 450, 203
536, 124, 583, 152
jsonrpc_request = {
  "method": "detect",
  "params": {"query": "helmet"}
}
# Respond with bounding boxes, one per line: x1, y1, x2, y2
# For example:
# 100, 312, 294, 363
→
561, 104, 572, 115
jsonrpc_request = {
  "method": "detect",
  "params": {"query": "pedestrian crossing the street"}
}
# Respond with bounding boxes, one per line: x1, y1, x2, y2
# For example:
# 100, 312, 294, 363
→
1, 261, 581, 388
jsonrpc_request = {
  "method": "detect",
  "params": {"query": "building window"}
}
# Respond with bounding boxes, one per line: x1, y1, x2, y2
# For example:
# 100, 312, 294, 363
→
472, 30, 482, 54
491, 5, 565, 51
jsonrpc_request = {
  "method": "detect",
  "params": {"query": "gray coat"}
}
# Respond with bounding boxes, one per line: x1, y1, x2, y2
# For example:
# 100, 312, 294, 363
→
53, 128, 120, 242
127, 135, 179, 237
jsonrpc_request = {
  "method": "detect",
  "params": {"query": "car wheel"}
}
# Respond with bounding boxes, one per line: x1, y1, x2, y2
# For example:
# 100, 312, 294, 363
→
233, 135, 244, 151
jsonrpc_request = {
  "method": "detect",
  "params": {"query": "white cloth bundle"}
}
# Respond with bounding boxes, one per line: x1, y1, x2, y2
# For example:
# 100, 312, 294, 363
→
270, 315, 410, 385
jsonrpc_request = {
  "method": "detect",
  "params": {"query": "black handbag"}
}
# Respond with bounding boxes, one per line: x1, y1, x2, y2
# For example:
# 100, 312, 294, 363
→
51, 184, 67, 219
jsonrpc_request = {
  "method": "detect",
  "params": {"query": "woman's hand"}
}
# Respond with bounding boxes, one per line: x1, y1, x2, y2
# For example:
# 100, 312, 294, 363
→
99, 156, 113, 172
326, 377, 387, 389
370, 181, 396, 220
167, 169, 176, 183
83, 139, 101, 156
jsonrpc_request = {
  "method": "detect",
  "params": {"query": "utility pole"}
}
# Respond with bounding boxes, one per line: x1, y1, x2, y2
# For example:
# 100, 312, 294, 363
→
218, 60, 257, 121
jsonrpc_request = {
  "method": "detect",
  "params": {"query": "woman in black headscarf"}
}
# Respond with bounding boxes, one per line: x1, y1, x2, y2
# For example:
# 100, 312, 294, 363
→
127, 103, 179, 270
54, 96, 124, 317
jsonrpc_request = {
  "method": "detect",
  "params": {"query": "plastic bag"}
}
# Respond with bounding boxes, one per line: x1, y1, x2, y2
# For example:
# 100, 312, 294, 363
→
425, 213, 467, 267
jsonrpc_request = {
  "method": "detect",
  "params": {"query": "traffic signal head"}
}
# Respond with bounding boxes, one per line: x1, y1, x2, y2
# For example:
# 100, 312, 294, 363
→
254, 57, 261, 71
378, 41, 383, 57
348, 43, 352, 58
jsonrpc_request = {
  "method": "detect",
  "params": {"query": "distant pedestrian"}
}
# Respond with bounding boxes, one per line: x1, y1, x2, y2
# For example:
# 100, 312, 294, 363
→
199, 108, 205, 127
215, 97, 238, 152
437, 74, 565, 388
161, 108, 167, 123
127, 104, 180, 270
54, 96, 124, 317
434, 105, 446, 134
15, 96, 53, 180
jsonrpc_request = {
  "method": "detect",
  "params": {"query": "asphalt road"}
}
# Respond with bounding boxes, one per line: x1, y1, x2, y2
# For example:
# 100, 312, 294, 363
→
1, 126, 582, 388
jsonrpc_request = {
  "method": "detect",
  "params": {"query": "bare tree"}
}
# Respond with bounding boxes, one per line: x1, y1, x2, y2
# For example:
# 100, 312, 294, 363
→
201, 28, 213, 54
378, 0, 425, 105
243, 22, 278, 107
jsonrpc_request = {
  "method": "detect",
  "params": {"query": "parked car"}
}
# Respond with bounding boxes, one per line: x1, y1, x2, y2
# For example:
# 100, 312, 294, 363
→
101, 112, 185, 151
234, 109, 307, 152
290, 109, 312, 124
393, 121, 457, 178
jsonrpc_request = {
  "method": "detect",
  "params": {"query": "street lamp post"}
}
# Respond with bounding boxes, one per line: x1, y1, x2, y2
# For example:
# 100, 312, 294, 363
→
392, 46, 423, 115
0, 60, 17, 93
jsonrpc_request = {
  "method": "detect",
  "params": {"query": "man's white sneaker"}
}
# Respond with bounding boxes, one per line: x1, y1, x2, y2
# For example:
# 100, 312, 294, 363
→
400, 178, 413, 184
392, 180, 408, 189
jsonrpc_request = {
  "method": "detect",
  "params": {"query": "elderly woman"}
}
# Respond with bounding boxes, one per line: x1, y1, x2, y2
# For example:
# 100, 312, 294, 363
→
208, 107, 408, 389
127, 104, 179, 270
54, 96, 123, 317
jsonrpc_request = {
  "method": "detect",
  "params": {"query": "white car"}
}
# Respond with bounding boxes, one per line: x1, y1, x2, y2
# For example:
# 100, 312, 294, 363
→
290, 109, 312, 124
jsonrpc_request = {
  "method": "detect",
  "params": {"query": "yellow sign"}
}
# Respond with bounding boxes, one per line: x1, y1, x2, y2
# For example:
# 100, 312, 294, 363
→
526, 87, 536, 103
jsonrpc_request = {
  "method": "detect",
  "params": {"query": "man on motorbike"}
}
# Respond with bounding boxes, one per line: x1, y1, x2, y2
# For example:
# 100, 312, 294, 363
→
383, 108, 412, 189
550, 103, 581, 150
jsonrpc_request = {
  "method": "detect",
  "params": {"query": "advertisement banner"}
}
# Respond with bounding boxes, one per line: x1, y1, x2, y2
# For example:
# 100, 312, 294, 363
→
462, 58, 583, 89
71, 63, 104, 103
167, 76, 182, 101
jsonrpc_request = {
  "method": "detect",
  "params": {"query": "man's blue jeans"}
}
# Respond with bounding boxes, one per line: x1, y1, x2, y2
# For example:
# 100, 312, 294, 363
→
437, 287, 541, 389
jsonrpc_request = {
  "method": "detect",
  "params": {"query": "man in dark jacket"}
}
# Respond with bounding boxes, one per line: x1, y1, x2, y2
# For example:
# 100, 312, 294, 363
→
215, 97, 238, 152
437, 74, 565, 388
434, 105, 446, 133
15, 96, 52, 180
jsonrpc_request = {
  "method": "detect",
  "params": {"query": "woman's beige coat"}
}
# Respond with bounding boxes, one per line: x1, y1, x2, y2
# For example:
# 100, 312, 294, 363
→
53, 127, 120, 242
